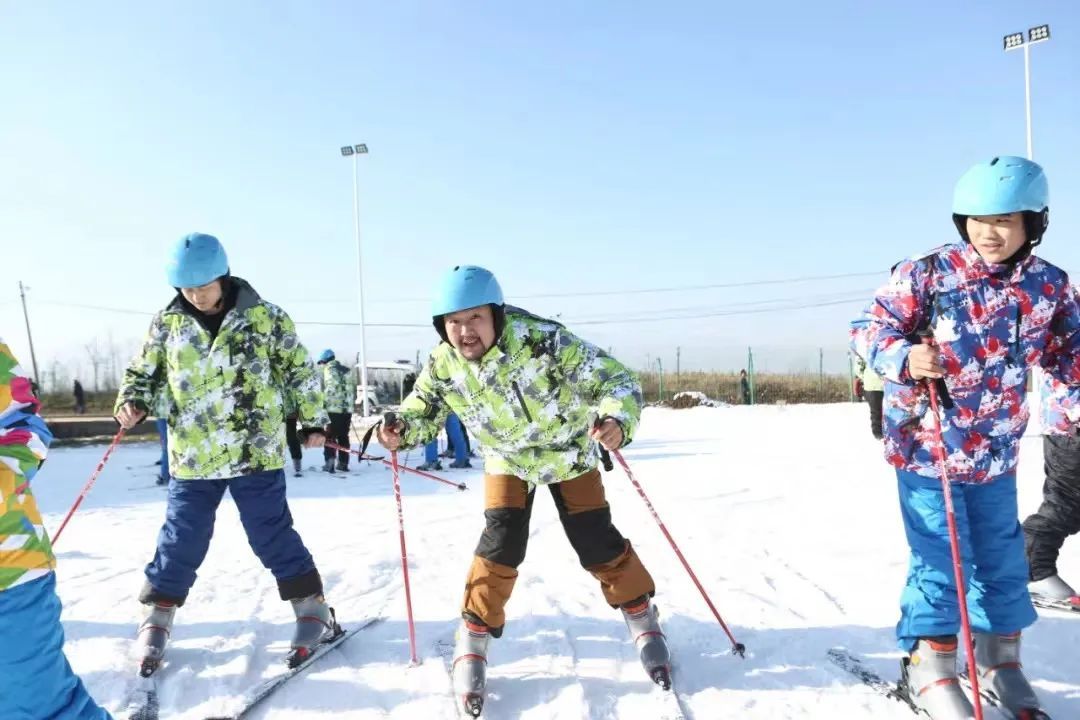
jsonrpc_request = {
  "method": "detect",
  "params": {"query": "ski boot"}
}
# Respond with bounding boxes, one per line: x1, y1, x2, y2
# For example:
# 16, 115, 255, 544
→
449, 459, 472, 469
899, 637, 975, 719
1029, 574, 1080, 606
452, 615, 489, 717
287, 594, 341, 668
621, 595, 672, 690
336, 458, 349, 473
322, 459, 336, 474
135, 602, 176, 677
292, 458, 303, 477
417, 460, 443, 472
974, 632, 1045, 718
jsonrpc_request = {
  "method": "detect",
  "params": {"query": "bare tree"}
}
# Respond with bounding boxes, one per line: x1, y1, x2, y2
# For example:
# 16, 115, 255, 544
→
84, 339, 106, 392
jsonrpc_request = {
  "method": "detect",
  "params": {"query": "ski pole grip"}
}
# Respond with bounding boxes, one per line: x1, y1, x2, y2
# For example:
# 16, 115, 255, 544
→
588, 412, 614, 472
918, 334, 954, 410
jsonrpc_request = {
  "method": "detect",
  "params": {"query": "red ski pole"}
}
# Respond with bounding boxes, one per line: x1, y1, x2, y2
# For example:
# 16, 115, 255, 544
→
925, 371, 984, 720
390, 448, 421, 666
325, 441, 466, 491
606, 444, 746, 657
51, 427, 126, 546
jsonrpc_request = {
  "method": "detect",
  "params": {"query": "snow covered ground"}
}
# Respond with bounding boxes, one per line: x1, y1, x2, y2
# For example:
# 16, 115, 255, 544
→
34, 404, 1080, 719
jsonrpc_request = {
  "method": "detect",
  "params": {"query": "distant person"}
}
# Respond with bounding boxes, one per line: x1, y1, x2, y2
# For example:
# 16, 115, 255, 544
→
0, 338, 113, 719
73, 379, 86, 414
739, 369, 751, 405
316, 349, 356, 473
852, 355, 885, 439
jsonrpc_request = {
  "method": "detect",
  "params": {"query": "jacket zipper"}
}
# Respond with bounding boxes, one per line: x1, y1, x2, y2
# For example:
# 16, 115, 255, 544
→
511, 381, 533, 422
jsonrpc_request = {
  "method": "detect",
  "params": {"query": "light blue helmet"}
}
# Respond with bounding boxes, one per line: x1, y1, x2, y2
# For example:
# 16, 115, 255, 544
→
952, 156, 1050, 247
167, 233, 229, 288
317, 349, 335, 364
431, 265, 504, 318
952, 156, 1048, 216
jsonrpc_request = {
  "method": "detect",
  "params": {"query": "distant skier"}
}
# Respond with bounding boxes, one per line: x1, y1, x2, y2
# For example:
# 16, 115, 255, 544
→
378, 265, 665, 716
419, 413, 470, 472
850, 156, 1080, 719
114, 232, 337, 674
739, 369, 751, 404
1022, 371, 1080, 607
73, 379, 86, 414
316, 350, 356, 473
852, 354, 885, 439
0, 338, 112, 719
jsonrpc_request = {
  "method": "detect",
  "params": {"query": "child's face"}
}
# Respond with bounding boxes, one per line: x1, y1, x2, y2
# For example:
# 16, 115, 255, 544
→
965, 213, 1027, 264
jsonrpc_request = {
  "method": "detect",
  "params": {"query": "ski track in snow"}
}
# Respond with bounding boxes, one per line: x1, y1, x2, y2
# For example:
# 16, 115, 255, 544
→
34, 404, 1080, 718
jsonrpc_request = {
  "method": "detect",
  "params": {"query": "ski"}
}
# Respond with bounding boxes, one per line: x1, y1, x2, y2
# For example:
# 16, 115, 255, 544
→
826, 648, 924, 715
202, 615, 384, 720
1031, 594, 1080, 614
121, 673, 160, 720
958, 673, 1053, 720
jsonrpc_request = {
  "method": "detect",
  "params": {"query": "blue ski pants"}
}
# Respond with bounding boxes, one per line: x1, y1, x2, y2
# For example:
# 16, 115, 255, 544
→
0, 573, 112, 719
144, 470, 318, 604
896, 469, 1036, 650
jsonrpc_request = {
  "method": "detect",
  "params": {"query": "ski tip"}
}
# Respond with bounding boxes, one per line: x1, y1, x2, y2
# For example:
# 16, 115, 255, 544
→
650, 666, 672, 691
462, 694, 484, 717
138, 659, 159, 678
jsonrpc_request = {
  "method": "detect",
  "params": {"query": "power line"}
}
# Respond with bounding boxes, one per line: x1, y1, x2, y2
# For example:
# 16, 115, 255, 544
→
370, 269, 888, 303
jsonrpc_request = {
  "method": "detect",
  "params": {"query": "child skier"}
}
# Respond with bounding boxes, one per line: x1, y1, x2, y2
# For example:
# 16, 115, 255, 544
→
0, 337, 112, 719
377, 265, 666, 716
316, 349, 356, 473
850, 156, 1080, 719
852, 354, 886, 439
115, 232, 337, 673
1022, 371, 1080, 607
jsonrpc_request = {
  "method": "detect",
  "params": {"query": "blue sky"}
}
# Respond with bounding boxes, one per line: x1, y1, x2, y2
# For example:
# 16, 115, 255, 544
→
2, 1, 1078, 383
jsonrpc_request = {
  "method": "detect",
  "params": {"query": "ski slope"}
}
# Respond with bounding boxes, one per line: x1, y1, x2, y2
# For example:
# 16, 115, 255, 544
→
35, 404, 1080, 719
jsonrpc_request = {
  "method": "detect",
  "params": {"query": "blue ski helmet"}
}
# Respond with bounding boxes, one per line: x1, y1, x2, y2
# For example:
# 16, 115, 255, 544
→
431, 265, 505, 342
952, 156, 1049, 247
317, 349, 335, 364
167, 233, 229, 288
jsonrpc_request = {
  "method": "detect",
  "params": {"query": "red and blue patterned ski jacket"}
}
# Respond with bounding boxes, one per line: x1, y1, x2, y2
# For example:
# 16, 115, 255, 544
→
850, 242, 1080, 483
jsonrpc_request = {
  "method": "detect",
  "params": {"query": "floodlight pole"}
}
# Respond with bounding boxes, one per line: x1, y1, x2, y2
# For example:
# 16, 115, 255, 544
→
1022, 41, 1033, 159
341, 143, 371, 417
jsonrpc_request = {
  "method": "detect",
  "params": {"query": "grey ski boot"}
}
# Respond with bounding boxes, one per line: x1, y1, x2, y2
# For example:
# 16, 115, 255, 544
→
1029, 574, 1078, 603
451, 616, 489, 718
974, 632, 1044, 717
135, 602, 177, 677
287, 594, 340, 668
621, 596, 672, 690
900, 637, 975, 719
292, 457, 303, 477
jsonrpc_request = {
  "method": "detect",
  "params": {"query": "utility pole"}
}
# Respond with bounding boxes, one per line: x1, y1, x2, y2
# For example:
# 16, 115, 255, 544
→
18, 281, 40, 383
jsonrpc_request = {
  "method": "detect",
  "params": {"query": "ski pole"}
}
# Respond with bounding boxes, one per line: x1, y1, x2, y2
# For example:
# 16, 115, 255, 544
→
590, 416, 745, 656
325, 441, 466, 491
51, 427, 126, 546
386, 425, 420, 666
924, 361, 984, 720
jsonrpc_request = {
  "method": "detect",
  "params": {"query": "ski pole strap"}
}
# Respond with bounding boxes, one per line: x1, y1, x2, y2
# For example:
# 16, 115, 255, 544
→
358, 419, 381, 459
588, 412, 614, 472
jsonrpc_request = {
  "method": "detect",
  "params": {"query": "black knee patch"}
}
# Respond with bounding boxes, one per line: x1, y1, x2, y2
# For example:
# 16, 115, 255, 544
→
139, 580, 186, 607
475, 507, 531, 568
277, 568, 324, 601
561, 508, 628, 568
